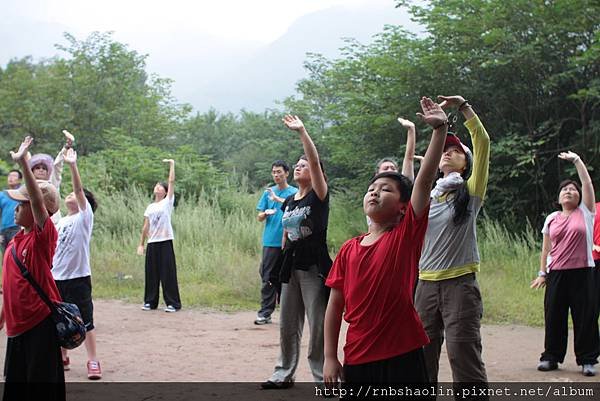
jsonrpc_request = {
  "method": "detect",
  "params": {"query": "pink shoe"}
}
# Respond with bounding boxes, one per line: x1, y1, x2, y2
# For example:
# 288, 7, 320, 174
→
87, 360, 102, 380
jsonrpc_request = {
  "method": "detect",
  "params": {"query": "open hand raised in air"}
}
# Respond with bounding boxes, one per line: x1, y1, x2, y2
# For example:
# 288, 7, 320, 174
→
64, 148, 78, 165
397, 117, 415, 129
437, 95, 466, 109
416, 97, 447, 128
10, 136, 33, 162
558, 151, 580, 163
282, 115, 306, 132
63, 129, 75, 148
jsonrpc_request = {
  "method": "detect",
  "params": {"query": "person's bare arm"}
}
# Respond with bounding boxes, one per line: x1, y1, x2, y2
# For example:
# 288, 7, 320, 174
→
398, 118, 416, 182
558, 151, 595, 213
283, 115, 328, 201
163, 159, 175, 200
50, 130, 73, 190
531, 234, 551, 289
324, 288, 345, 386
438, 95, 476, 121
137, 217, 149, 255
411, 98, 448, 218
63, 149, 87, 211
257, 208, 275, 222
11, 137, 49, 229
266, 188, 285, 203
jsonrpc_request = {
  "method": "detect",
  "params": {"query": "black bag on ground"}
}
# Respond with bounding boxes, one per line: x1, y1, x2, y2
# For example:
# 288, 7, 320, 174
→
11, 246, 86, 350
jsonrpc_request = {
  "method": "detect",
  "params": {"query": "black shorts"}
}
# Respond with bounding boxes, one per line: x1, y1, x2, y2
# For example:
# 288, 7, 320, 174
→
55, 276, 94, 331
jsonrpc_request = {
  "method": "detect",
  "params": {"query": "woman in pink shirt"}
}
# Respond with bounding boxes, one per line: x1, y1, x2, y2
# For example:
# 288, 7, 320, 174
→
531, 151, 598, 377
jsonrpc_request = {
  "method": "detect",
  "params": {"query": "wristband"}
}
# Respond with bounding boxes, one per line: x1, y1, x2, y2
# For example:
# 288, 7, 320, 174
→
458, 100, 470, 111
572, 156, 581, 164
537, 271, 547, 277
433, 120, 448, 130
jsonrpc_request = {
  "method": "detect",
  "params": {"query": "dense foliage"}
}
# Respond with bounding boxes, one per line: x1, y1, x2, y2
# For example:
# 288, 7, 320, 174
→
285, 0, 600, 226
1, 0, 599, 228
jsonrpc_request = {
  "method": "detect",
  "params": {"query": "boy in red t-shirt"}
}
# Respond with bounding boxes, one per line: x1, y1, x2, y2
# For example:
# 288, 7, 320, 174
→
323, 97, 447, 389
0, 136, 65, 401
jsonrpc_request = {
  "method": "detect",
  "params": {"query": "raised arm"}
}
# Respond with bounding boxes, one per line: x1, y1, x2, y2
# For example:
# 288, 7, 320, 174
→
283, 115, 327, 201
398, 118, 416, 182
52, 148, 65, 190
438, 95, 477, 121
558, 151, 595, 212
63, 148, 87, 211
266, 187, 285, 204
412, 97, 448, 218
51, 130, 73, 190
11, 137, 49, 229
163, 159, 175, 200
438, 96, 490, 199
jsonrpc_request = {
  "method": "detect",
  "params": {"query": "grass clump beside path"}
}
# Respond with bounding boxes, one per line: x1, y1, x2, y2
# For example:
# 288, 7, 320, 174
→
478, 220, 544, 326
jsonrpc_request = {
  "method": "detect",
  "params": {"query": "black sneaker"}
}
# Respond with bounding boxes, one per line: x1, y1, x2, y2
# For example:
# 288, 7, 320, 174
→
537, 361, 558, 371
582, 364, 596, 376
260, 380, 294, 390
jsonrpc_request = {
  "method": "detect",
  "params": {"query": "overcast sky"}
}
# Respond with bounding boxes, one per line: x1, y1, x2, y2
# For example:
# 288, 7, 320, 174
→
5, 0, 396, 42
2, 0, 416, 112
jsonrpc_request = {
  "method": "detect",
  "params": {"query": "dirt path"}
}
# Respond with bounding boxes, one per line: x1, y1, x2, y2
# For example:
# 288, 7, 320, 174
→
0, 299, 595, 383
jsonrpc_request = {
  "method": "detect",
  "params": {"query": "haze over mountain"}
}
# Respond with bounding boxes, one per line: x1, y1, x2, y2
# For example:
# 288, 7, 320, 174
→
1, 3, 418, 113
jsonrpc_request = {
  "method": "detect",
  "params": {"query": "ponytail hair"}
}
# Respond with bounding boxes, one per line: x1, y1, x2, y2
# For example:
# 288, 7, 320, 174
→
437, 171, 471, 225
451, 182, 471, 225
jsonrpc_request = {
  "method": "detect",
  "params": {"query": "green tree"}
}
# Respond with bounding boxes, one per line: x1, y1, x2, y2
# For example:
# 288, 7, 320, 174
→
0, 32, 190, 156
285, 0, 600, 227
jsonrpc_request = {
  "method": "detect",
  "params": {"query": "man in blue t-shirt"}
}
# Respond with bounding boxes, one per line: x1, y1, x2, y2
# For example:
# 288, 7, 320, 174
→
0, 169, 22, 251
255, 160, 298, 325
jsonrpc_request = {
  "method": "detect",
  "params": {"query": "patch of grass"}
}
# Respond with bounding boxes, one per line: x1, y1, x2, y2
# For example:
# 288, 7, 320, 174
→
88, 187, 546, 326
478, 219, 544, 326
91, 187, 262, 310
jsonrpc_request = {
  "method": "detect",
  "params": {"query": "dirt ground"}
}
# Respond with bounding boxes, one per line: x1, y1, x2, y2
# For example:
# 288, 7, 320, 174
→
0, 299, 596, 384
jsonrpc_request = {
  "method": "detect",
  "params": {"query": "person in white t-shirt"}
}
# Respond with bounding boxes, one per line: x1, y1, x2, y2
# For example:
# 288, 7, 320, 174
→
51, 148, 102, 380
137, 159, 182, 313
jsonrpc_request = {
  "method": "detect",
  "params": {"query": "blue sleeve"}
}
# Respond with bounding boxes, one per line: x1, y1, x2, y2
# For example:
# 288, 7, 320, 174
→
256, 191, 268, 211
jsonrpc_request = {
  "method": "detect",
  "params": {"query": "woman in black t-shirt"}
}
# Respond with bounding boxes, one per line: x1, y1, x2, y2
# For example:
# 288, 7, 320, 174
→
261, 115, 332, 389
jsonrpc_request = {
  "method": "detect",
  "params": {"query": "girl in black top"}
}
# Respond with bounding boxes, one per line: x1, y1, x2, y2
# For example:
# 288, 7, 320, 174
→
262, 115, 332, 389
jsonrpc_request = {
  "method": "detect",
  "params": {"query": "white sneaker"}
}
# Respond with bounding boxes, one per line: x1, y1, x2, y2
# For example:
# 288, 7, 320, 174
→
254, 315, 272, 325
141, 303, 152, 311
164, 305, 177, 313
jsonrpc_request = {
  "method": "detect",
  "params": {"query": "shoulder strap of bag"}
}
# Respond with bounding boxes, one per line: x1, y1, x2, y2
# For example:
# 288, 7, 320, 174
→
11, 245, 56, 312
